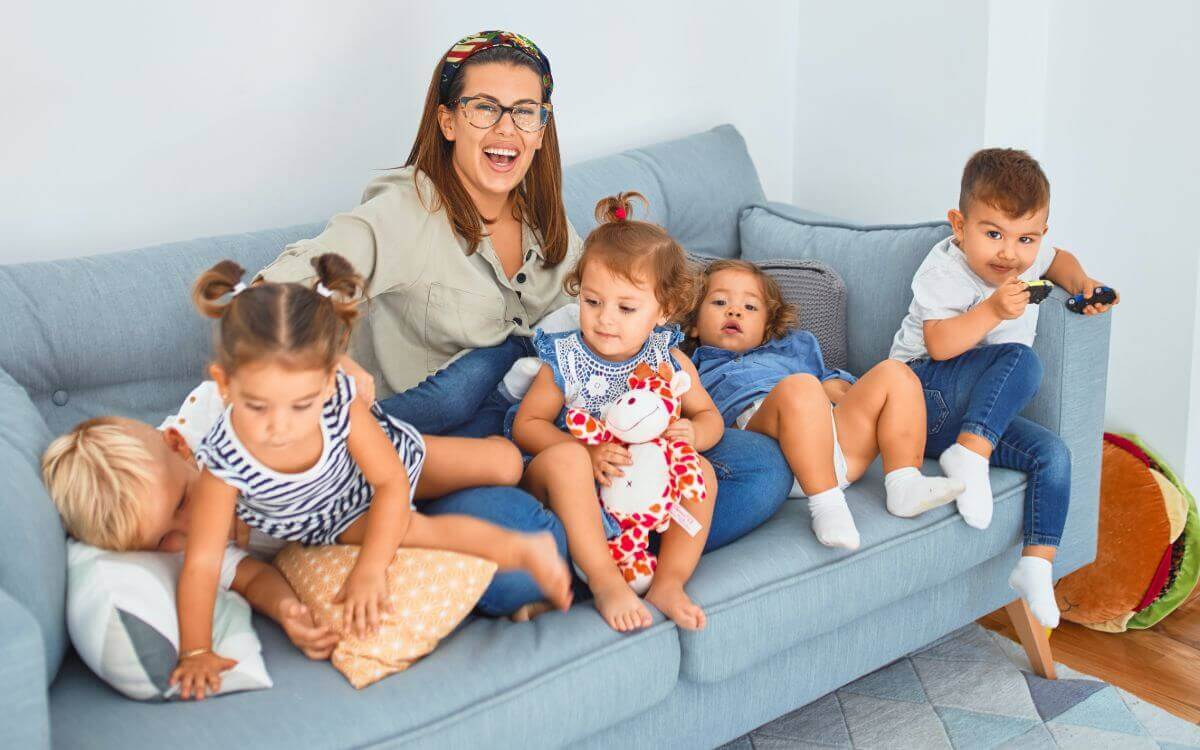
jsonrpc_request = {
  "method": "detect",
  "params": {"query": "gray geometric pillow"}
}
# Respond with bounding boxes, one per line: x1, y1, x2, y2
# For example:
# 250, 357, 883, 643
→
687, 254, 851, 372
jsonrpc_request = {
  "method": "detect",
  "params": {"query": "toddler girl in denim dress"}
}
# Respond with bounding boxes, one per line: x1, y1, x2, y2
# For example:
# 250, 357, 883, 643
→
685, 260, 963, 551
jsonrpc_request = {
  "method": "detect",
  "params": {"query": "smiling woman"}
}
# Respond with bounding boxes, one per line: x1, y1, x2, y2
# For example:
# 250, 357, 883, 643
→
255, 30, 581, 617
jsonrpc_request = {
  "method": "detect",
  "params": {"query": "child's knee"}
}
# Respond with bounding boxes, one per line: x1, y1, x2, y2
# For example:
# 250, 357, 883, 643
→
1038, 435, 1071, 481
486, 436, 525, 486
1001, 344, 1044, 399
775, 373, 825, 408
542, 440, 592, 473
873, 358, 921, 390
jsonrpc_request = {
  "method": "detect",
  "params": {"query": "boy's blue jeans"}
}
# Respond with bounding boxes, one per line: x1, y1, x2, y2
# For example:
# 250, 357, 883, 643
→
378, 337, 794, 615
908, 343, 1070, 548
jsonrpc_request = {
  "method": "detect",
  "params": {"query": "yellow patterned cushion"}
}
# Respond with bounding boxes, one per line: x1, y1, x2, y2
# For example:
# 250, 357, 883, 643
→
275, 544, 496, 688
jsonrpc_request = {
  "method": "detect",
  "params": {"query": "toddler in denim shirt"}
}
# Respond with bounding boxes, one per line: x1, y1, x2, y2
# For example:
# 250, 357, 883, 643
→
687, 260, 964, 551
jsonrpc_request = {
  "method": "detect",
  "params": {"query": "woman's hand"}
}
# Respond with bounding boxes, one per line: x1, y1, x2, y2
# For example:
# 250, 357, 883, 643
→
278, 599, 339, 660
339, 355, 376, 405
333, 565, 389, 639
170, 650, 238, 701
662, 418, 696, 446
587, 442, 632, 487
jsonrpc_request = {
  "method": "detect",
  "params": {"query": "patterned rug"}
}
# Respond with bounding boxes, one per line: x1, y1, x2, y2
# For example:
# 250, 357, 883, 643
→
725, 624, 1200, 749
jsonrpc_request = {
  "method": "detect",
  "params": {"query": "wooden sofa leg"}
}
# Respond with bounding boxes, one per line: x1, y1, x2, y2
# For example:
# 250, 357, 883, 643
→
1005, 598, 1057, 679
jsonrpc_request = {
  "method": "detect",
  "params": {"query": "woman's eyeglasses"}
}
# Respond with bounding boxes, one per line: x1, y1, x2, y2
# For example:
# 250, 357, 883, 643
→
453, 96, 552, 132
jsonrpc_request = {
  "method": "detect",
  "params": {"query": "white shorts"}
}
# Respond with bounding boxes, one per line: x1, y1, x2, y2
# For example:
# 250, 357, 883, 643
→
736, 399, 850, 496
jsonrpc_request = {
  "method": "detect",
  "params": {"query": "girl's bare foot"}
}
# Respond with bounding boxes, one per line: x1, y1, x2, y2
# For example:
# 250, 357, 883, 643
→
591, 578, 653, 632
645, 579, 706, 630
517, 532, 573, 611
510, 600, 555, 622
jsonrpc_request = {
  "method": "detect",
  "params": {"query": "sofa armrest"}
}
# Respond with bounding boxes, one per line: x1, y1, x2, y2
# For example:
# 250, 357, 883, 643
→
1026, 287, 1112, 574
0, 587, 49, 749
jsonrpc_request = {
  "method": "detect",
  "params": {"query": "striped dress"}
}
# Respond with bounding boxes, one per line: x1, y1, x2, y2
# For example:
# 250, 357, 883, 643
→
195, 370, 425, 545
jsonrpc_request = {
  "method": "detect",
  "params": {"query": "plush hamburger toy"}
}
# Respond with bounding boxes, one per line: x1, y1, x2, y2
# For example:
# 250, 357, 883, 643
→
1054, 434, 1199, 631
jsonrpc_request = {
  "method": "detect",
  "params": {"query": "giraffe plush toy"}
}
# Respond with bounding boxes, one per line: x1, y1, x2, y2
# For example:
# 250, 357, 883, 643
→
565, 362, 707, 594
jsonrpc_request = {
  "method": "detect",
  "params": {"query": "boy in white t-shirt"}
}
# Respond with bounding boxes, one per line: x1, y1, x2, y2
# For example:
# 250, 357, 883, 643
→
889, 148, 1118, 628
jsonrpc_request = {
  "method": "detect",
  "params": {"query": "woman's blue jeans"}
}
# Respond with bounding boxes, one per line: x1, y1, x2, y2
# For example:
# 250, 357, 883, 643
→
378, 338, 794, 614
908, 343, 1070, 547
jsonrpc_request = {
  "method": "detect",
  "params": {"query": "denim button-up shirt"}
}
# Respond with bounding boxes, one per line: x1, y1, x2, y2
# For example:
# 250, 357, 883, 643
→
691, 329, 856, 426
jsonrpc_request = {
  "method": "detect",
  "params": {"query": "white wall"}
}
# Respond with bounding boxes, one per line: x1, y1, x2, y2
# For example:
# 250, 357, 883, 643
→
792, 1, 991, 224
0, 1, 799, 262
1037, 1, 1200, 478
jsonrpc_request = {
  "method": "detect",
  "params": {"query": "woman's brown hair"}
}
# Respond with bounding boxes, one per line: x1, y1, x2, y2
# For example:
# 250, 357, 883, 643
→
192, 254, 364, 374
681, 259, 798, 351
405, 45, 568, 265
563, 192, 695, 319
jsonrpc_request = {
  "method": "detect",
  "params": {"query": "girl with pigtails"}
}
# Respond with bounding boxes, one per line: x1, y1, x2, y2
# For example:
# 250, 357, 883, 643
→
171, 254, 570, 700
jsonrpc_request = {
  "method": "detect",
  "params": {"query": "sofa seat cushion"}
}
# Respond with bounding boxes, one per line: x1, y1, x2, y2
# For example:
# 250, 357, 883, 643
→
675, 458, 1028, 683
49, 605, 680, 749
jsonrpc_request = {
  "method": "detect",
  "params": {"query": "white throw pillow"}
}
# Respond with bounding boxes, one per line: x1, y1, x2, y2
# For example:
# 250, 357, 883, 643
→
66, 540, 272, 700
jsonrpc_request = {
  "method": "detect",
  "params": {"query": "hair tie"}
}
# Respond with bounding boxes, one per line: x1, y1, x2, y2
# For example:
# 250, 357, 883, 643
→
230, 282, 247, 297
315, 283, 335, 299
614, 206, 628, 221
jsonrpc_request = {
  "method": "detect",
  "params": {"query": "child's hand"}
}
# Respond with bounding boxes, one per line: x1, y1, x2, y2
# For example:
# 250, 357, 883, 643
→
1076, 280, 1120, 315
986, 278, 1030, 320
169, 650, 238, 701
339, 354, 376, 405
278, 598, 340, 660
663, 418, 696, 446
587, 442, 631, 487
333, 567, 390, 639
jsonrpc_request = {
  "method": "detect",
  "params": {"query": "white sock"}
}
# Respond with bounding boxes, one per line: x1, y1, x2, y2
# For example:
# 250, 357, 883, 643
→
939, 443, 993, 529
884, 467, 966, 518
808, 488, 860, 550
1009, 556, 1060, 628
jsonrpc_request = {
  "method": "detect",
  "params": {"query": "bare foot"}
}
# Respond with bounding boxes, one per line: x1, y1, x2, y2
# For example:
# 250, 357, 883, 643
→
517, 532, 573, 612
645, 579, 706, 630
510, 600, 555, 623
591, 578, 653, 632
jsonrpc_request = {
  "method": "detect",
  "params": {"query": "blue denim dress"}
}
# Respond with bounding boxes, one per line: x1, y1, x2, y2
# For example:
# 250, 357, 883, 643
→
691, 329, 856, 426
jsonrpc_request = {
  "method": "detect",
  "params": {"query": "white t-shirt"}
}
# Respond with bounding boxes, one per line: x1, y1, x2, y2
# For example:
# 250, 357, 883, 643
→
889, 235, 1058, 362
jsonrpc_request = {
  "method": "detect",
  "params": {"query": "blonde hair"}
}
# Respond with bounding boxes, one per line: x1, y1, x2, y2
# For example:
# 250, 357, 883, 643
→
41, 417, 155, 551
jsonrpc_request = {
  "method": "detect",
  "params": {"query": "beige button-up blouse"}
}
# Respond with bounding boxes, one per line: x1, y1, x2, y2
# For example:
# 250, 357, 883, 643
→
258, 167, 584, 398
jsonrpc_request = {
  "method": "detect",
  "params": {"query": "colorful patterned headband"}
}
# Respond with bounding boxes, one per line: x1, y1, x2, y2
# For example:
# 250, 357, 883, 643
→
439, 30, 554, 103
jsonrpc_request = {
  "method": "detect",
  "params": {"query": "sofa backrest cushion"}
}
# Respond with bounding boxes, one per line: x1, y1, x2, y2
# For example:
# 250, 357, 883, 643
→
0, 225, 324, 436
739, 202, 951, 374
565, 125, 765, 258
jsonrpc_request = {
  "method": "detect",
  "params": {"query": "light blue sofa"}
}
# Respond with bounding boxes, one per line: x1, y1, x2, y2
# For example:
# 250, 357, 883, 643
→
0, 125, 1110, 749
